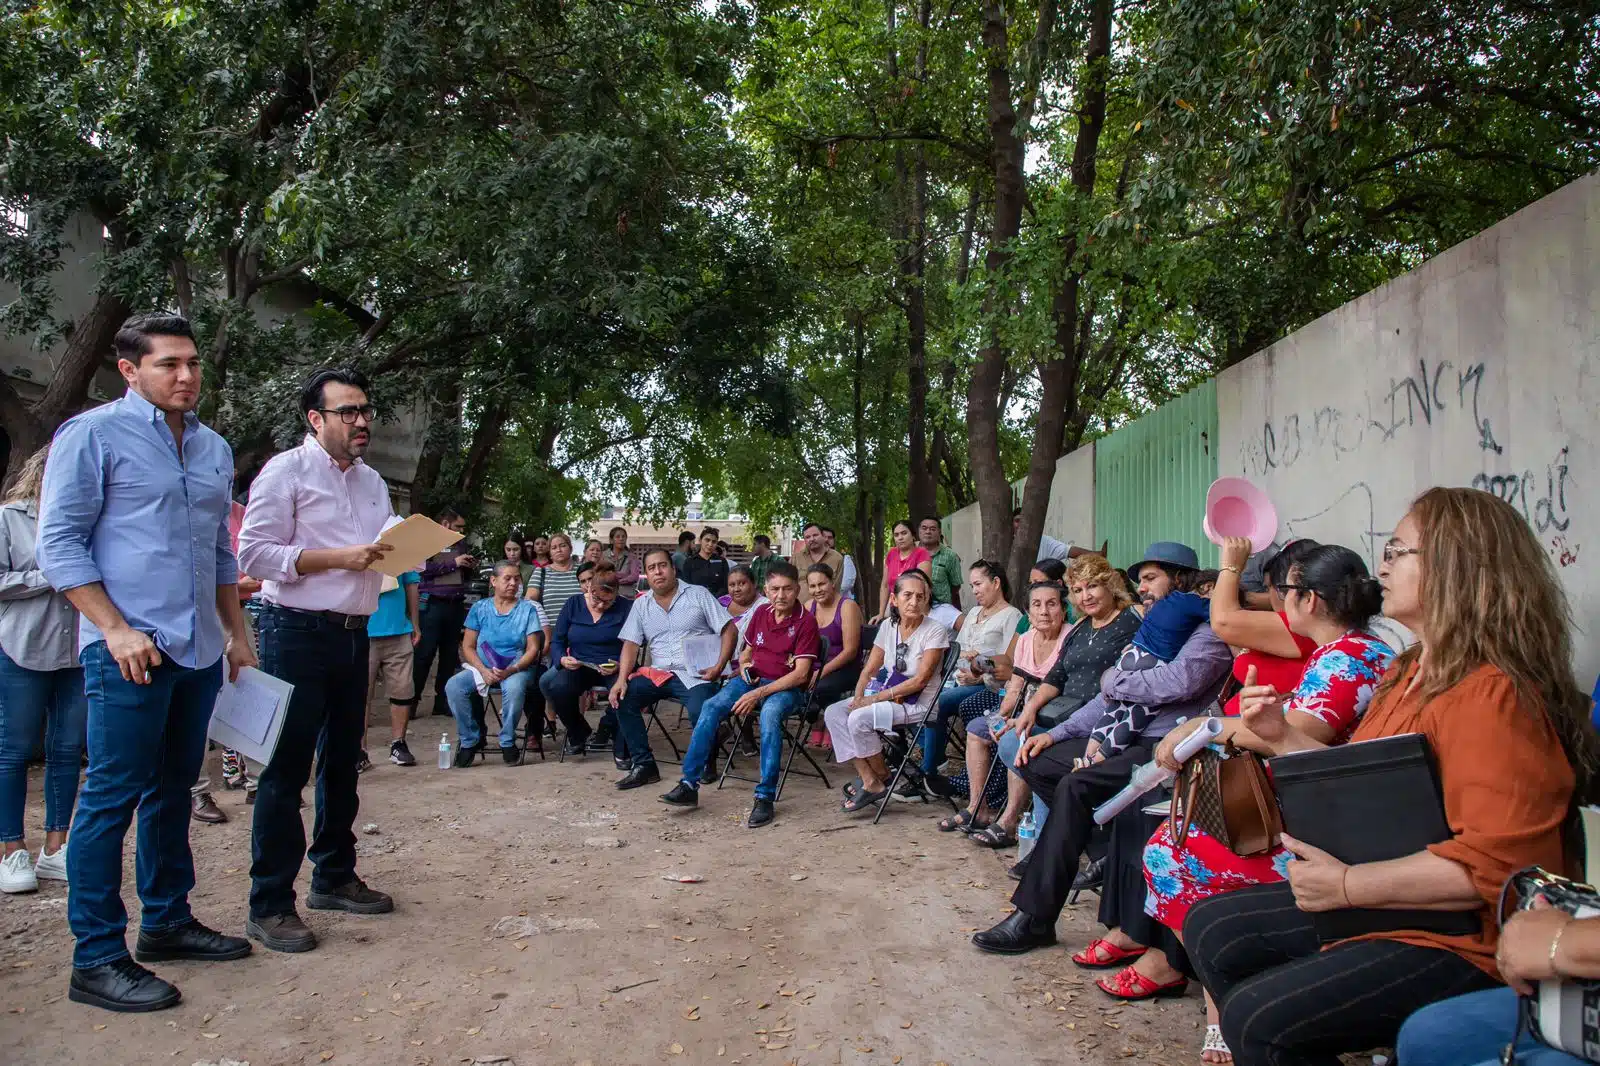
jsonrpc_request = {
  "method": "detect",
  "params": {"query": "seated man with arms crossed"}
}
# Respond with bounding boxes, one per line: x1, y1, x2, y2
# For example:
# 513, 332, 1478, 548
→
660, 561, 819, 827
608, 548, 736, 790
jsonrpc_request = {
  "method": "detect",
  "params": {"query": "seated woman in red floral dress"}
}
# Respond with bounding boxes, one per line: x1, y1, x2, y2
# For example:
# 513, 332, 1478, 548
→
1136, 544, 1396, 1063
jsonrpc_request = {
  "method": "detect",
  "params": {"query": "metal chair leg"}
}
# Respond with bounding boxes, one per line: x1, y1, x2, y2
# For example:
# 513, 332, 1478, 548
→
873, 723, 924, 826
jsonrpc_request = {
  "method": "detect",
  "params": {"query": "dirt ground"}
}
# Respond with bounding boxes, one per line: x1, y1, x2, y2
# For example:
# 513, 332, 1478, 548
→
1, 693, 1203, 1066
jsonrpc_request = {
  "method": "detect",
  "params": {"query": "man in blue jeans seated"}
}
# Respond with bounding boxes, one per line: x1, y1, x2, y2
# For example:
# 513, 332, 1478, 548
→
608, 548, 736, 790
660, 562, 820, 828
444, 561, 546, 765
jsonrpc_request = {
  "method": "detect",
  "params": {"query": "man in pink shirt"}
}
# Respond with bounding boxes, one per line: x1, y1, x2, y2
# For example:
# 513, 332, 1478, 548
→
237, 368, 396, 954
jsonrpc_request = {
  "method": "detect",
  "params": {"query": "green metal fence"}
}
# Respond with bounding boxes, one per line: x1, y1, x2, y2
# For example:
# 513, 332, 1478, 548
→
1093, 379, 1220, 571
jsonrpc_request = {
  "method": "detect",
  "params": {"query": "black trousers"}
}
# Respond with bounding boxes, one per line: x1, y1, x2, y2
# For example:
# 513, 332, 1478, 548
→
1184, 882, 1498, 1066
412, 596, 467, 706
1012, 742, 1145, 920
1097, 800, 1188, 974
250, 606, 367, 918
540, 666, 623, 758
811, 666, 861, 712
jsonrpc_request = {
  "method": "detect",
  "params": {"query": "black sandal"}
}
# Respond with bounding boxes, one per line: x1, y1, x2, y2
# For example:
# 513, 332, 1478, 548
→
969, 823, 1018, 848
841, 787, 888, 813
938, 810, 987, 833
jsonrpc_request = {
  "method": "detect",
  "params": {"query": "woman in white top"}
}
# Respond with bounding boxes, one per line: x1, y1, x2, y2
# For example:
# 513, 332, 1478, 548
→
919, 561, 1021, 787
825, 570, 951, 813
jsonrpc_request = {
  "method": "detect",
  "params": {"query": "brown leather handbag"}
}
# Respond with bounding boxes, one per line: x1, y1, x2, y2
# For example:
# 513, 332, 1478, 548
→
1170, 741, 1282, 856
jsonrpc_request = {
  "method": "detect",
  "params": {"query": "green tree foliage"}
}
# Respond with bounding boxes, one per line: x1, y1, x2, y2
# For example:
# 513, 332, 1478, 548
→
3, 0, 1596, 557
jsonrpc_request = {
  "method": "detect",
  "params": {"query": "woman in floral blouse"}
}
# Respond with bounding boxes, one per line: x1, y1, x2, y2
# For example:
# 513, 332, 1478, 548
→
1140, 544, 1396, 1063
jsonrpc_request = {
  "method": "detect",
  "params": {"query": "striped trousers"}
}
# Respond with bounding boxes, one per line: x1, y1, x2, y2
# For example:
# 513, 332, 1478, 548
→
1183, 882, 1498, 1066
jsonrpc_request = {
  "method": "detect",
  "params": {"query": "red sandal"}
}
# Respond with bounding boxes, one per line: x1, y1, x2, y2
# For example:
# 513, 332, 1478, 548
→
1094, 964, 1189, 1001
1069, 938, 1147, 970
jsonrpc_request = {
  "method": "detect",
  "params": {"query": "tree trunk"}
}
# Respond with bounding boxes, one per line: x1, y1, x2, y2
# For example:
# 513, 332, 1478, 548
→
967, 0, 1031, 566
2, 289, 130, 486
1009, 0, 1114, 592
901, 146, 935, 520
410, 377, 461, 515
851, 314, 873, 613
459, 394, 512, 501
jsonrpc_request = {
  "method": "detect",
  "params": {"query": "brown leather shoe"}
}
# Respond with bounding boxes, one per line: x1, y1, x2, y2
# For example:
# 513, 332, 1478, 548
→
190, 792, 228, 824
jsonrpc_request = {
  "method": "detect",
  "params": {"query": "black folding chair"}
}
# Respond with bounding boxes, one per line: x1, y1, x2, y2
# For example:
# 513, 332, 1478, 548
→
556, 684, 613, 764
716, 636, 833, 799
873, 643, 965, 825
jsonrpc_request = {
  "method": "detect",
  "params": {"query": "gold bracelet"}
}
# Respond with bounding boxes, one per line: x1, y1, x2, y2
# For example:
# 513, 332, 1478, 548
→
1550, 920, 1572, 976
1220, 565, 1242, 575
1340, 867, 1354, 908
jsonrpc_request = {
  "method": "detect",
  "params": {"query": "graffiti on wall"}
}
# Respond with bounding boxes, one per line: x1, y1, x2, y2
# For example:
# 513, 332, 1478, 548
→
1242, 358, 1579, 567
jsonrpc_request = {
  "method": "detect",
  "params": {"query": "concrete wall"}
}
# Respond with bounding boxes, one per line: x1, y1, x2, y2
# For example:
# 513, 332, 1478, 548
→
1217, 171, 1599, 676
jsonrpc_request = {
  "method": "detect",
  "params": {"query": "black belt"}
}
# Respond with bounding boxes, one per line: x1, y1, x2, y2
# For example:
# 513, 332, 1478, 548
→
272, 604, 368, 631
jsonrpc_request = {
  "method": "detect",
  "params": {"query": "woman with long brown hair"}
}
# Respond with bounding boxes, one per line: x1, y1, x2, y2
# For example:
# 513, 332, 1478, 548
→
0, 445, 85, 893
1183, 487, 1598, 1066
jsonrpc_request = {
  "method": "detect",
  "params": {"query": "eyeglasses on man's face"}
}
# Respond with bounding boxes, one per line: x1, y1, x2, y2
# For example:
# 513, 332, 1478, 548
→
318, 404, 378, 425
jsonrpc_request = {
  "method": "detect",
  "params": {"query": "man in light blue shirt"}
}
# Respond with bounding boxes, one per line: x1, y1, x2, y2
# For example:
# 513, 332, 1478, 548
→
608, 548, 734, 790
37, 313, 256, 1014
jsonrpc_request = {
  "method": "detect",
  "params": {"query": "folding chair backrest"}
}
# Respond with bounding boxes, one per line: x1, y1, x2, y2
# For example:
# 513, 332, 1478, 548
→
809, 635, 831, 688
859, 622, 880, 657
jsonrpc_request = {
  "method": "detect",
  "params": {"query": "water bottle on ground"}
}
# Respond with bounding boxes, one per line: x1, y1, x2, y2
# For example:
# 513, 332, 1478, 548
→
1017, 811, 1038, 863
438, 733, 452, 769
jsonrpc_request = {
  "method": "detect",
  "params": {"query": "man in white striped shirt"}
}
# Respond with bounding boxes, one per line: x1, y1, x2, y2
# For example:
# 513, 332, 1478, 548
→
607, 548, 735, 790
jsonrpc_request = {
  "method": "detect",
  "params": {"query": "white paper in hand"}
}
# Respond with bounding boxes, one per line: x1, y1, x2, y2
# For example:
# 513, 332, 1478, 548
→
682, 634, 723, 675
208, 667, 295, 764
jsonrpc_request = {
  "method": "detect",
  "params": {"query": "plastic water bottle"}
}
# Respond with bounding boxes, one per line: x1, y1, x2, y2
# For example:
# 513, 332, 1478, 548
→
986, 707, 1007, 741
437, 733, 452, 769
1017, 811, 1038, 863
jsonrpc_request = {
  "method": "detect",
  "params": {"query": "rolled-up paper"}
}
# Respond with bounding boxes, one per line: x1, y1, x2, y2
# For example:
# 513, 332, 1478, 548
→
1092, 717, 1224, 825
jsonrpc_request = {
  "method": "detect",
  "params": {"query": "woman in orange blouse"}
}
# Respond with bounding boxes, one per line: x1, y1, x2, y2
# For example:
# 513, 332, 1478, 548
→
1182, 487, 1598, 1066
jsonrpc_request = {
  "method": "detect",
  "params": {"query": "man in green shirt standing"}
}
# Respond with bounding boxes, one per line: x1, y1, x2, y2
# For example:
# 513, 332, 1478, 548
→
746, 534, 777, 590
918, 515, 962, 609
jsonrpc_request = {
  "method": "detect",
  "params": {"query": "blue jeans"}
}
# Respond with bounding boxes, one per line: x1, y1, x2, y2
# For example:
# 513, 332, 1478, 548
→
69, 642, 221, 968
250, 607, 367, 919
680, 678, 804, 800
614, 674, 717, 768
447, 667, 536, 749
1397, 986, 1583, 1066
0, 649, 87, 841
922, 684, 986, 774
996, 725, 1050, 826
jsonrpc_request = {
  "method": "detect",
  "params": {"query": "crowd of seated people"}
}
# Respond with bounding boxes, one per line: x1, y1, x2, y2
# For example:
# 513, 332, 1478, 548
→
427, 494, 1598, 1066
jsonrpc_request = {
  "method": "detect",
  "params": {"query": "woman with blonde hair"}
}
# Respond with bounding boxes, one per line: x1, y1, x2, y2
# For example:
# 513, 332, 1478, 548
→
0, 445, 86, 893
1184, 487, 1598, 1065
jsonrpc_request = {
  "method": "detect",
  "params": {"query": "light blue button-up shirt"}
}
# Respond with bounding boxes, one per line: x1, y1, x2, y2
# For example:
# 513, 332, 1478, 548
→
37, 389, 237, 669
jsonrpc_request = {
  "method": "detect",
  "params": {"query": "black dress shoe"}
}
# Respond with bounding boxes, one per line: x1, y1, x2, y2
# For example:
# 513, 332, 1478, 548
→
69, 958, 181, 1013
561, 740, 586, 757
500, 744, 524, 765
616, 763, 661, 790
660, 782, 699, 807
307, 877, 394, 914
1073, 856, 1107, 893
247, 912, 317, 953
134, 920, 252, 963
747, 798, 776, 828
972, 909, 1058, 955
613, 755, 633, 771
587, 732, 615, 752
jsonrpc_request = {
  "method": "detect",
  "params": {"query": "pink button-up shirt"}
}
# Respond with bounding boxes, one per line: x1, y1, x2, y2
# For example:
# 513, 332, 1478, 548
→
237, 435, 394, 616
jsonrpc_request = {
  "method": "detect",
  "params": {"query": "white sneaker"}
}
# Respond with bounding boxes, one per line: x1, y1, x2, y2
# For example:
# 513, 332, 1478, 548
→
0, 849, 38, 894
34, 846, 67, 883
